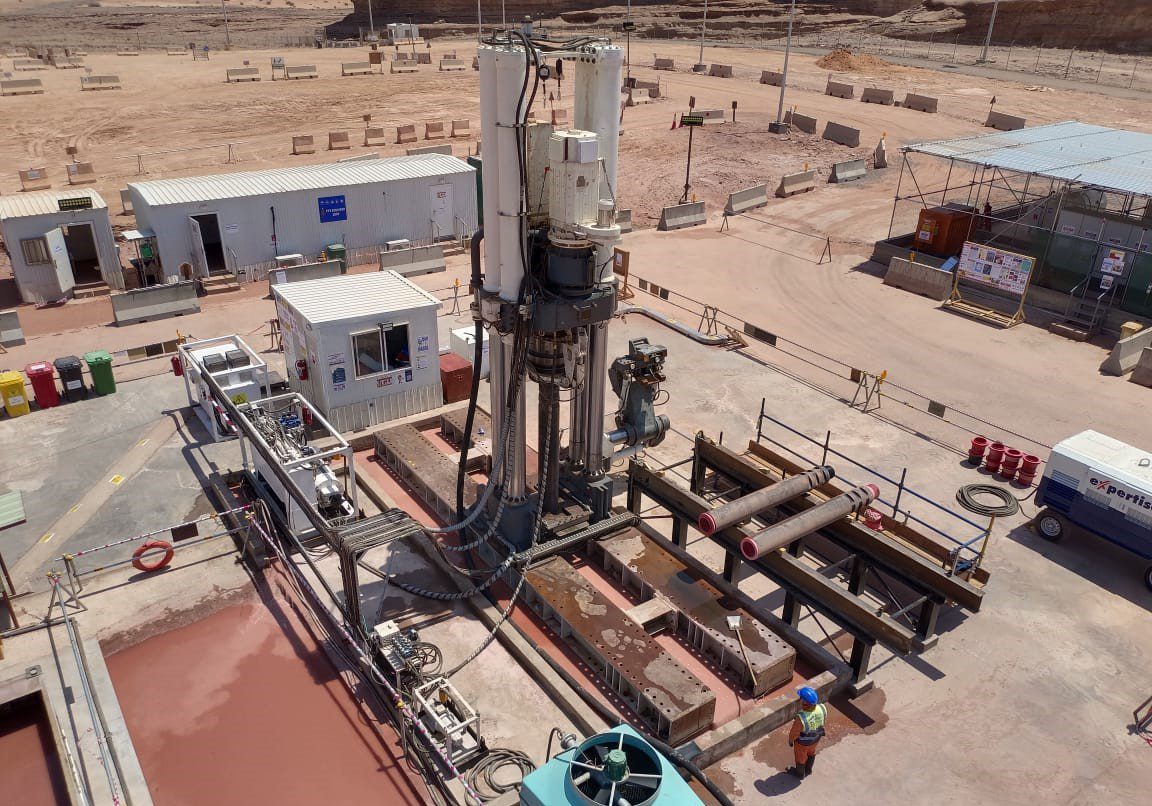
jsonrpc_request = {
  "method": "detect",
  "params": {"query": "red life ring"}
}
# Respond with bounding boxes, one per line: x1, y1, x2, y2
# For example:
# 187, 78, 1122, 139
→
132, 540, 174, 573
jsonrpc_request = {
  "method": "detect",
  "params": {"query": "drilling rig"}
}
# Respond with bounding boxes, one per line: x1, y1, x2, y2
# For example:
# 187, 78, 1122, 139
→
464, 30, 670, 549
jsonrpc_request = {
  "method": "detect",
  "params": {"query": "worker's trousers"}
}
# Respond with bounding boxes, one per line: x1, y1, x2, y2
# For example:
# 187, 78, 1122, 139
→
794, 739, 820, 767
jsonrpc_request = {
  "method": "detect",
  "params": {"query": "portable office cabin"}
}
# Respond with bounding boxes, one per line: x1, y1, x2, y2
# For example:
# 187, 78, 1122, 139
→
0, 190, 121, 303
273, 271, 443, 432
128, 155, 476, 283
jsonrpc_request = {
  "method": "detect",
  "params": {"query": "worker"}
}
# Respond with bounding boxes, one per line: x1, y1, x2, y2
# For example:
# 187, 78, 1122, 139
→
788, 686, 828, 779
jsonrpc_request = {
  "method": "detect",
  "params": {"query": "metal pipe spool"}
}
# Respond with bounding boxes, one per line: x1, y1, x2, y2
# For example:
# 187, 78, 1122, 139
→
740, 483, 879, 561
698, 465, 835, 536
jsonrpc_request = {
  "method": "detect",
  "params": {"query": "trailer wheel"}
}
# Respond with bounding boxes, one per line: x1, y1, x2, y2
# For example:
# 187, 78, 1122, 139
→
1144, 565, 1152, 593
1035, 511, 1065, 542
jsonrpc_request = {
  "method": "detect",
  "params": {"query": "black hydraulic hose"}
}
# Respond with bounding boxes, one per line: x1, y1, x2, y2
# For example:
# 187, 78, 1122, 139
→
456, 228, 484, 529
956, 484, 1020, 518
504, 617, 737, 806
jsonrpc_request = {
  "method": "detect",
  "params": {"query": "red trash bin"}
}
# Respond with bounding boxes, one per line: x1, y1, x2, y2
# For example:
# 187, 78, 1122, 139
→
24, 362, 59, 409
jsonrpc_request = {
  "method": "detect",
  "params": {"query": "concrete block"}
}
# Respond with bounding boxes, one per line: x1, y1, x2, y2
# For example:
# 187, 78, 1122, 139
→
904, 93, 939, 113
292, 134, 315, 155
451, 119, 471, 137
439, 58, 467, 71
51, 56, 84, 69
378, 244, 446, 277
826, 80, 854, 99
708, 63, 733, 78
416, 52, 432, 65
0, 78, 44, 95
861, 87, 895, 105
285, 64, 318, 79
390, 59, 418, 73
776, 169, 817, 197
19, 167, 50, 191
111, 281, 200, 325
986, 110, 1026, 131
617, 208, 633, 234
1101, 326, 1152, 375
654, 57, 675, 71
724, 184, 769, 216
883, 257, 953, 301
0, 309, 25, 347
551, 108, 569, 127
829, 158, 867, 183
66, 161, 96, 185
783, 110, 817, 134
341, 61, 372, 76
822, 121, 861, 148
760, 70, 783, 86
425, 121, 446, 140
364, 127, 388, 146
627, 88, 651, 106
226, 67, 260, 82
407, 144, 453, 156
396, 124, 418, 144
658, 201, 706, 231
80, 74, 121, 90
119, 188, 133, 213
328, 130, 351, 150
1129, 348, 1152, 388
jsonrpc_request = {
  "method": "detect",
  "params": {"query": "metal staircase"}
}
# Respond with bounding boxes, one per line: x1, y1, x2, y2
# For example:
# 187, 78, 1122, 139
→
1050, 276, 1117, 341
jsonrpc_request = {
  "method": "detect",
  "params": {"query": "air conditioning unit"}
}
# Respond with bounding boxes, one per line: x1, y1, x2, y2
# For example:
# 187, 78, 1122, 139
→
520, 724, 704, 806
275, 253, 304, 268
385, 239, 411, 252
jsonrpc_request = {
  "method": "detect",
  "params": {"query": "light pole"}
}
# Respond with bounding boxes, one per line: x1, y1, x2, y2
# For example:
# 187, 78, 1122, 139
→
221, 0, 231, 50
695, 0, 709, 72
366, 0, 374, 41
625, 0, 632, 83
979, 0, 1000, 63
770, 0, 797, 133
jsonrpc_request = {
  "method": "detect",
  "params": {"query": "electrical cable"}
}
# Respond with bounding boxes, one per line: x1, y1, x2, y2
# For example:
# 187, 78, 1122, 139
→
465, 748, 536, 800
955, 484, 1021, 518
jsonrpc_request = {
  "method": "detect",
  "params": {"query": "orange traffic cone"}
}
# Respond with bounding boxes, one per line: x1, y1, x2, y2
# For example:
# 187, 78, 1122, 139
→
671, 114, 679, 130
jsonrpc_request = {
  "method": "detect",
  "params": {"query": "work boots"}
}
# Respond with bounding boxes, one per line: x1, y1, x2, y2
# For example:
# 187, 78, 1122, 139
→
805, 756, 816, 776
790, 765, 807, 780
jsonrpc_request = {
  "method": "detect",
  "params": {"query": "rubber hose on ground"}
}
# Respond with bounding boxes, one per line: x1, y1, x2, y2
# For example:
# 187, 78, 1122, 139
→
955, 484, 1021, 518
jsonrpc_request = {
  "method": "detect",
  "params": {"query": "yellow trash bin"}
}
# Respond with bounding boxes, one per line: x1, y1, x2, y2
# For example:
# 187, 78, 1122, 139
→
0, 370, 31, 418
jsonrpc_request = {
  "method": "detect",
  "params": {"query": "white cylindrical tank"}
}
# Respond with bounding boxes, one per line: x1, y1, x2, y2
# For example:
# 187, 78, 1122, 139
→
478, 45, 502, 295
495, 44, 528, 303
574, 45, 624, 206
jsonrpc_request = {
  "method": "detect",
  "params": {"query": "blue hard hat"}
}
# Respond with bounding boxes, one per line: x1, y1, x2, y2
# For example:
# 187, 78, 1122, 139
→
797, 686, 819, 705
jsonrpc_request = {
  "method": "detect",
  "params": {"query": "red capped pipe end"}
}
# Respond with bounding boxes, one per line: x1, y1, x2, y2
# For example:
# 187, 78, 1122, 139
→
740, 536, 761, 561
864, 483, 880, 501
698, 512, 718, 536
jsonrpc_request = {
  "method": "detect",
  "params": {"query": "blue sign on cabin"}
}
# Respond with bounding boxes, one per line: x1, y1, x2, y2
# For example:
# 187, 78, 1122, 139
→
318, 195, 348, 223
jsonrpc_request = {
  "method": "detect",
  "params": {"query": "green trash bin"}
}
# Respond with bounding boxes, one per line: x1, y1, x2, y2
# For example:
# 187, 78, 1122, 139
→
84, 350, 116, 395
325, 243, 347, 274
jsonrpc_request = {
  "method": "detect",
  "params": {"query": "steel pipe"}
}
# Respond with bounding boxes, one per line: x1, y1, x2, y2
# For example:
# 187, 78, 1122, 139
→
699, 465, 835, 536
740, 484, 879, 561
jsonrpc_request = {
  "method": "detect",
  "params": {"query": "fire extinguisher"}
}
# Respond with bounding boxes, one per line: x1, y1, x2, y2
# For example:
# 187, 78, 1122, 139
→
170, 355, 183, 376
295, 359, 309, 381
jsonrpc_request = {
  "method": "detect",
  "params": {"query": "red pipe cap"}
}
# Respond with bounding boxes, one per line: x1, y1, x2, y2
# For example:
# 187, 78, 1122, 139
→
863, 483, 880, 500
740, 536, 760, 561
698, 512, 717, 536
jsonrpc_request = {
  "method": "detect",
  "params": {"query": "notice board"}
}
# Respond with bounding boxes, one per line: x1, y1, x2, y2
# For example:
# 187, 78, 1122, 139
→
956, 242, 1035, 296
317, 194, 347, 223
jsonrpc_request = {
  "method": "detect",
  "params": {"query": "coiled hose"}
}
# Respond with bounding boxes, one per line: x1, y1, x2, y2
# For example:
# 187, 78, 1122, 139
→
955, 484, 1021, 518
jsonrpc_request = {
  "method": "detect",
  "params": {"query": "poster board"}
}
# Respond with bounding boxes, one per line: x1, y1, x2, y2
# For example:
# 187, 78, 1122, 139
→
956, 242, 1035, 296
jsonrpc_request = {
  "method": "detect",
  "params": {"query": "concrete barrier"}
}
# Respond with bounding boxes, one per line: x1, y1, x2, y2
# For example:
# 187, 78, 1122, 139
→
874, 138, 888, 169
425, 121, 446, 140
391, 59, 418, 74
551, 108, 569, 127
117, 49, 140, 56
12, 58, 47, 71
860, 87, 895, 105
416, 52, 432, 65
439, 58, 467, 71
700, 109, 726, 125
378, 244, 446, 277
18, 167, 50, 191
285, 65, 318, 79
822, 121, 861, 148
654, 57, 675, 71
1100, 326, 1152, 375
724, 184, 769, 216
708, 64, 733, 78
80, 74, 121, 90
883, 257, 953, 301
407, 144, 453, 156
111, 281, 200, 326
776, 170, 817, 198
904, 93, 939, 113
986, 110, 1026, 131
396, 124, 418, 144
66, 162, 96, 185
783, 110, 817, 134
268, 259, 342, 290
658, 201, 707, 231
760, 70, 783, 86
472, 56, 479, 70
1, 78, 45, 95
341, 61, 372, 76
829, 159, 867, 183
451, 119, 471, 137
120, 188, 133, 213
627, 88, 652, 106
364, 127, 388, 146
51, 56, 84, 69
328, 131, 351, 150
1129, 348, 1152, 388
617, 208, 633, 234
0, 309, 25, 347
632, 79, 662, 98
826, 80, 854, 99
292, 134, 315, 155
167, 49, 185, 56
226, 67, 261, 82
